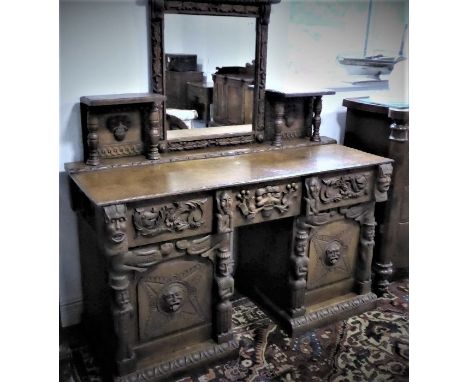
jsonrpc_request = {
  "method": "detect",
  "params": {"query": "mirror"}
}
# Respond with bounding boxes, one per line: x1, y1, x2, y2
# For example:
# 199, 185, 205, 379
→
164, 14, 256, 140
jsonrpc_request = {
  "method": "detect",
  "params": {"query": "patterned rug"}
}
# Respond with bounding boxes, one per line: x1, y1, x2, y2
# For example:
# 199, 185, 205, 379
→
61, 280, 409, 382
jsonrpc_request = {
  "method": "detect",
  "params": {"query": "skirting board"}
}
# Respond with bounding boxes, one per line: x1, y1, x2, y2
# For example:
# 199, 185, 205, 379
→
60, 299, 83, 327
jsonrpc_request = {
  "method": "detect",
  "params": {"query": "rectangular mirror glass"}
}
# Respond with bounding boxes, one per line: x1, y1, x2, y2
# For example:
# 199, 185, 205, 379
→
164, 14, 255, 140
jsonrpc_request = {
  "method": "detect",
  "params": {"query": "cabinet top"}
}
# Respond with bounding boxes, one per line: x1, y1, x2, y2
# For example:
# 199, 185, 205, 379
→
69, 144, 391, 207
80, 93, 164, 107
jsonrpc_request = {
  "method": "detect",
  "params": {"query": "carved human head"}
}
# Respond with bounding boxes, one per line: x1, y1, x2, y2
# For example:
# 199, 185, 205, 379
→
218, 191, 232, 215
325, 241, 341, 266
107, 115, 131, 142
217, 249, 233, 277
377, 164, 393, 193
161, 283, 185, 313
295, 230, 309, 256
363, 223, 376, 241
104, 205, 127, 246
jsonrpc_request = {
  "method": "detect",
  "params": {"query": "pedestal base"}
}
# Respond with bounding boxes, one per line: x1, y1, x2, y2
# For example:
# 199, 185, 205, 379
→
115, 339, 239, 382
255, 287, 378, 337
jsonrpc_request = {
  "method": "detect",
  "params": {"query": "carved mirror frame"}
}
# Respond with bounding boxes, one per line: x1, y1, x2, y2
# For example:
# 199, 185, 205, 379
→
149, 0, 280, 152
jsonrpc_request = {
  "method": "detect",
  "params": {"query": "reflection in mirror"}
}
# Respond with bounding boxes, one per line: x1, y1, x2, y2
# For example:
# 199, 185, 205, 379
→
164, 14, 255, 140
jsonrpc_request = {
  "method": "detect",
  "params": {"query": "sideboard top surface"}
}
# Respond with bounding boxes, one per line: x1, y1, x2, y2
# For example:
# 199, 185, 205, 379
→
69, 144, 391, 206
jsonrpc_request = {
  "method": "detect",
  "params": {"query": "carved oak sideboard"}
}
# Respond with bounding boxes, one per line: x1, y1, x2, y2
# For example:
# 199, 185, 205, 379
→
67, 144, 392, 381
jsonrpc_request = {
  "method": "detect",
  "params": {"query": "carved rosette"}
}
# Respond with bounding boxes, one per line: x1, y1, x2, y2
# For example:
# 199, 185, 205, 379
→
375, 163, 393, 202
216, 190, 233, 233
237, 182, 298, 220
288, 218, 310, 317
132, 199, 206, 238
214, 236, 234, 342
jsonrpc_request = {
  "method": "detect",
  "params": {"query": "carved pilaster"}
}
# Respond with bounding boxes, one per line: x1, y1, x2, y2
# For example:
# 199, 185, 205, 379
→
214, 234, 234, 343
311, 96, 322, 142
340, 202, 377, 295
86, 112, 99, 166
375, 163, 393, 202
150, 0, 165, 95
102, 204, 137, 374
216, 190, 233, 233
253, 5, 271, 142
288, 218, 310, 317
273, 99, 285, 147
147, 102, 161, 160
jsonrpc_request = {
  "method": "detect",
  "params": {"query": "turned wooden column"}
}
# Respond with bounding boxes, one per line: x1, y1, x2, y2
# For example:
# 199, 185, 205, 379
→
273, 99, 285, 147
86, 112, 100, 166
147, 102, 161, 160
311, 96, 322, 142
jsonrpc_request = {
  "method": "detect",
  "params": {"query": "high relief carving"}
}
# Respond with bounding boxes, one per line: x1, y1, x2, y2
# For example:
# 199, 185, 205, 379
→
236, 182, 298, 219
288, 219, 310, 317
139, 259, 212, 341
375, 163, 393, 202
216, 190, 233, 233
303, 178, 378, 295
102, 204, 137, 374
214, 236, 235, 342
107, 115, 131, 142
167, 135, 253, 151
320, 173, 368, 204
133, 199, 207, 238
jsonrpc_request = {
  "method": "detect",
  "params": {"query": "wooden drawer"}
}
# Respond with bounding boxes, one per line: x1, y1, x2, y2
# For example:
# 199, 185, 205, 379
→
305, 169, 375, 214
126, 195, 213, 248
229, 179, 302, 227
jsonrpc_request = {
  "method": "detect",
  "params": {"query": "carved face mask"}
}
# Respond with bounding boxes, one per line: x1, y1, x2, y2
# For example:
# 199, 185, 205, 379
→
325, 241, 341, 266
161, 284, 185, 313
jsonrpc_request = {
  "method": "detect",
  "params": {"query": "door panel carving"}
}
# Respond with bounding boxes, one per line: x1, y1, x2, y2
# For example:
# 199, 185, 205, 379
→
138, 257, 213, 342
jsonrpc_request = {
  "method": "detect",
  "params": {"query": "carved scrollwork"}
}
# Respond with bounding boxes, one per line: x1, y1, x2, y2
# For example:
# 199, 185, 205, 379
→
165, 1, 258, 15
132, 199, 207, 238
320, 174, 368, 204
237, 183, 298, 220
167, 134, 253, 151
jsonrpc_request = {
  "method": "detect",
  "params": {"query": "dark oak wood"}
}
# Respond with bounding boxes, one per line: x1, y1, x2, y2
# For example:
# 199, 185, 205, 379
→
187, 81, 213, 127
150, 0, 280, 146
80, 93, 165, 165
165, 70, 204, 109
343, 97, 409, 287
70, 144, 391, 207
63, 2, 398, 380
265, 89, 336, 143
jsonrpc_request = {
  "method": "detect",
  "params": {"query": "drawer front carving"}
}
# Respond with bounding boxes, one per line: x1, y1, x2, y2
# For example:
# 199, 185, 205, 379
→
127, 196, 213, 247
305, 170, 374, 213
231, 180, 302, 227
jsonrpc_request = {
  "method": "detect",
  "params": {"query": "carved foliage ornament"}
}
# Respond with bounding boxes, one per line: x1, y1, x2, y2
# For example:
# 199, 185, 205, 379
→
237, 183, 298, 219
320, 174, 368, 204
133, 199, 206, 238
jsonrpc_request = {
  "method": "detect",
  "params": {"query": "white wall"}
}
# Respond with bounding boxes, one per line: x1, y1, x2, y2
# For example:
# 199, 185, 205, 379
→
59, 0, 408, 326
